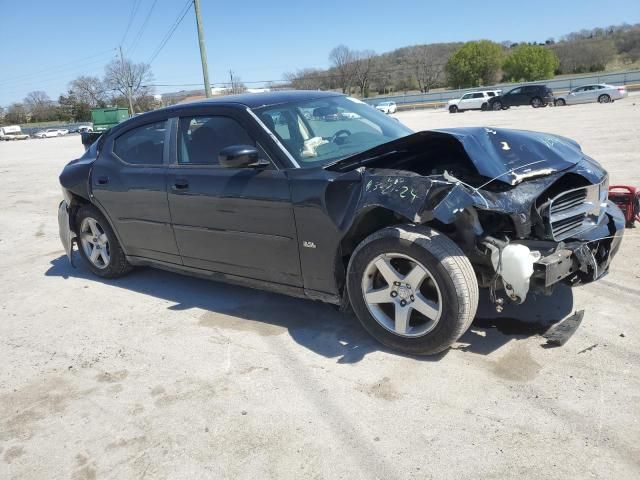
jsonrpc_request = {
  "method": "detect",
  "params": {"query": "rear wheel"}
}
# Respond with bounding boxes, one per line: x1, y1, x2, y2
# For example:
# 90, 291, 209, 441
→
449, 105, 458, 113
531, 97, 543, 108
347, 225, 479, 356
76, 205, 132, 278
598, 94, 611, 104
481, 102, 488, 111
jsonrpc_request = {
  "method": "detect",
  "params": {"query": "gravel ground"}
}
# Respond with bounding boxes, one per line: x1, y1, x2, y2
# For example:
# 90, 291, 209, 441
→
1, 98, 639, 479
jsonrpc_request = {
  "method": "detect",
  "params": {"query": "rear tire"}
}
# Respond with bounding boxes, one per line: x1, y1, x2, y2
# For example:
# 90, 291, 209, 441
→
598, 94, 611, 104
76, 204, 132, 279
347, 225, 479, 356
531, 97, 543, 108
481, 103, 488, 111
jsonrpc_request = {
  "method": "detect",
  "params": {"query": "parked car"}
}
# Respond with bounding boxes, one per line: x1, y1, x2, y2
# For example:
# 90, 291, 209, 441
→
448, 90, 501, 113
34, 128, 63, 138
0, 125, 29, 141
375, 101, 397, 114
554, 84, 628, 106
487, 85, 555, 110
58, 128, 69, 135
57, 90, 624, 356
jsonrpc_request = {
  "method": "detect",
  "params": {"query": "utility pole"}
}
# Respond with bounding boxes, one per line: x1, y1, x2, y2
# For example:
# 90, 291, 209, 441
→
119, 46, 134, 115
193, 0, 212, 98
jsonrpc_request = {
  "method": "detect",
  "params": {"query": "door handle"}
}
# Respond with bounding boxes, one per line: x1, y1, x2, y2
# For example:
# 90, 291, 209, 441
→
97, 176, 109, 185
173, 179, 189, 190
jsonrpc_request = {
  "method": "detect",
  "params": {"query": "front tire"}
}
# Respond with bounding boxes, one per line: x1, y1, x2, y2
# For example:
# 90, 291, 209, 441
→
449, 105, 458, 113
76, 204, 132, 278
555, 98, 566, 106
347, 225, 479, 356
492, 101, 502, 111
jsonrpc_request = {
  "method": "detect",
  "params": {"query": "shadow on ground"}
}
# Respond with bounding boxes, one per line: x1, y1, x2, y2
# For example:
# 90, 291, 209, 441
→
46, 255, 574, 362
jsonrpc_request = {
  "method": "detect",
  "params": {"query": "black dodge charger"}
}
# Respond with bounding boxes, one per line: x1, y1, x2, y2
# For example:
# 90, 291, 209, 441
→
58, 91, 624, 355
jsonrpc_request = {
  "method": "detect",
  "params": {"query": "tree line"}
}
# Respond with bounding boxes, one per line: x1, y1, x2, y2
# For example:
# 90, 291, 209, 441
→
285, 23, 640, 96
1, 57, 158, 125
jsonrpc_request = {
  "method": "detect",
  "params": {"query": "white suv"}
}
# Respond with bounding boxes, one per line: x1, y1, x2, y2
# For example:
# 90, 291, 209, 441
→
448, 90, 500, 113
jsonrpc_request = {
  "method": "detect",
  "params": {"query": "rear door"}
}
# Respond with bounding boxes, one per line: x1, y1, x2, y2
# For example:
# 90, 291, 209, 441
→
166, 108, 302, 286
470, 92, 485, 109
91, 119, 181, 263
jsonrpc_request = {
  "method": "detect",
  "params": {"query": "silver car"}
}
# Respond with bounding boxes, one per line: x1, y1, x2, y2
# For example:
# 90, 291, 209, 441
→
555, 84, 628, 106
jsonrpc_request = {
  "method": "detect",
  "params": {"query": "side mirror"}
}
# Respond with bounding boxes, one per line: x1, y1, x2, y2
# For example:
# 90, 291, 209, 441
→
218, 145, 266, 168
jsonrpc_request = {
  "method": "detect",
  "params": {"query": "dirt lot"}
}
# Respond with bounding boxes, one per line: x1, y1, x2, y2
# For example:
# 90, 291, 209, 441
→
1, 99, 639, 479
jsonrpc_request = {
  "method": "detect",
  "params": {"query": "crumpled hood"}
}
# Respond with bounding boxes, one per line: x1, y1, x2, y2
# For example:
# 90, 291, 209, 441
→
327, 127, 587, 186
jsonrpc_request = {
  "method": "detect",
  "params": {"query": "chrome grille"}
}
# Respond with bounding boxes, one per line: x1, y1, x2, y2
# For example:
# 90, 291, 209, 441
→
547, 178, 608, 241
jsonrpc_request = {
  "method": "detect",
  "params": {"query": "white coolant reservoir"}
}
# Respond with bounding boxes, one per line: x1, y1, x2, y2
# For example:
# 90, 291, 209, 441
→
490, 244, 542, 304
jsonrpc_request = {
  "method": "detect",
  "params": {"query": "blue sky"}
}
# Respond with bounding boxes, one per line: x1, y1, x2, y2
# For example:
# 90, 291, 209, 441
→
1, 0, 638, 106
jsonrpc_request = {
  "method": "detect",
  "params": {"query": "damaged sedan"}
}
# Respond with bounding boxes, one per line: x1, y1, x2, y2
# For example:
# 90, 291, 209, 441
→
58, 91, 625, 355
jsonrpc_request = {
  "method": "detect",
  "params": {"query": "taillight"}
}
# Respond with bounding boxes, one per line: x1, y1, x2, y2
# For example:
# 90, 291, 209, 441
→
618, 87, 626, 93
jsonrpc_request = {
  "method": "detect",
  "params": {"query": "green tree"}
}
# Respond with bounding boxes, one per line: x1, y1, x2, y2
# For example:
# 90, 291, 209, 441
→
503, 44, 559, 81
445, 40, 503, 88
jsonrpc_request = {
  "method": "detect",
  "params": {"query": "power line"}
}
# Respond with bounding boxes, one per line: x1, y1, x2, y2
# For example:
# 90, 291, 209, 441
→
127, 0, 159, 55
145, 64, 448, 89
0, 49, 117, 87
147, 0, 193, 65
120, 0, 143, 46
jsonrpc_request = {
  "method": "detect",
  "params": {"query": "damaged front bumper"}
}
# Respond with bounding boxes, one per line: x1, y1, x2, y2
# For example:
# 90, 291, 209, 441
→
483, 201, 624, 306
532, 201, 624, 289
58, 200, 76, 265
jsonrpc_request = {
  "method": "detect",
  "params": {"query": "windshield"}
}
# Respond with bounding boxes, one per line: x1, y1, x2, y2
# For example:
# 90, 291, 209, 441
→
254, 96, 412, 168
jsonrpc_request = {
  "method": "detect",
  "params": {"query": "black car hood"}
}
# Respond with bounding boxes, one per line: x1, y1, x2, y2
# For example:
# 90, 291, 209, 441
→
326, 127, 586, 186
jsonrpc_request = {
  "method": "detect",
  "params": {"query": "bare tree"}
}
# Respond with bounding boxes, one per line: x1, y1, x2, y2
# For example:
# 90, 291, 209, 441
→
103, 58, 154, 113
329, 45, 356, 93
228, 71, 247, 94
410, 45, 445, 93
285, 68, 325, 90
5, 103, 29, 124
24, 91, 56, 122
353, 50, 376, 97
69, 76, 107, 107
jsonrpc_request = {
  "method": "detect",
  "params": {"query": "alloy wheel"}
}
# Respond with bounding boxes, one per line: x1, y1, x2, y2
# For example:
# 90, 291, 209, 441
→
361, 253, 442, 337
79, 217, 110, 269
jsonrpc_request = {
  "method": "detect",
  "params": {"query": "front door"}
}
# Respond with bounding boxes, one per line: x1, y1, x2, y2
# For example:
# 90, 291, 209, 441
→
92, 119, 181, 264
166, 111, 302, 286
504, 87, 524, 106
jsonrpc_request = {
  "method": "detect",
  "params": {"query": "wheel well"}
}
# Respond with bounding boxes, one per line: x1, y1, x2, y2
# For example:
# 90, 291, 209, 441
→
67, 193, 90, 232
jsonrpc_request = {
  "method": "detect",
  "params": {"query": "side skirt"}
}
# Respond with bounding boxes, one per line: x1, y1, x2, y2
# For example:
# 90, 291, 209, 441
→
126, 255, 341, 305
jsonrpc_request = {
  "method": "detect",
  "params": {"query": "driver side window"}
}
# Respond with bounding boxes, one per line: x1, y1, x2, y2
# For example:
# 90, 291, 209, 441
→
178, 115, 257, 166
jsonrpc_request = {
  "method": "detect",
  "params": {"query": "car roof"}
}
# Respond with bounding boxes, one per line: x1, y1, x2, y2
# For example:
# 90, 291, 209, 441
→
164, 90, 344, 111
108, 90, 348, 136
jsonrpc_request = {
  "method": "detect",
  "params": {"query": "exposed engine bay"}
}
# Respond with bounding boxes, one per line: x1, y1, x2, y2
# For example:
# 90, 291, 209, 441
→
325, 127, 625, 310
